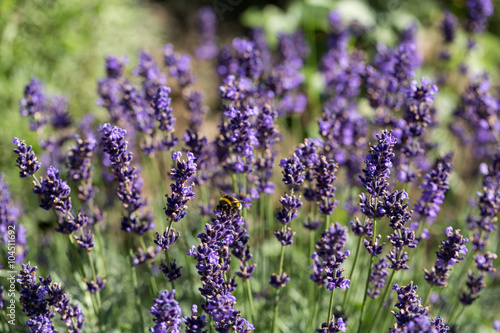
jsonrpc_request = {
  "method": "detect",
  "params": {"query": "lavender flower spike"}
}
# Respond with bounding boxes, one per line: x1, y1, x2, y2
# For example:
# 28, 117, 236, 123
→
13, 137, 41, 178
424, 227, 469, 287
359, 130, 397, 198
149, 289, 183, 333
164, 151, 197, 222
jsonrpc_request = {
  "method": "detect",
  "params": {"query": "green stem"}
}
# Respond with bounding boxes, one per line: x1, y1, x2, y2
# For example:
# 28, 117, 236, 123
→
128, 237, 145, 330
139, 237, 158, 297
232, 173, 238, 194
358, 220, 377, 333
271, 237, 287, 333
308, 286, 319, 331
452, 305, 466, 328
163, 219, 176, 290
327, 288, 335, 324
368, 269, 396, 333
245, 279, 255, 324
342, 235, 363, 310
424, 285, 433, 307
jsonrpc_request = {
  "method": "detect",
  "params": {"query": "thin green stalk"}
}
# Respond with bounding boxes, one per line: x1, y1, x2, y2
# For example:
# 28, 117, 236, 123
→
358, 220, 377, 333
163, 219, 176, 290
358, 256, 374, 333
424, 285, 433, 307
245, 279, 255, 324
232, 173, 238, 194
327, 289, 335, 324
369, 269, 396, 333
308, 286, 319, 331
139, 237, 158, 297
342, 234, 363, 310
271, 240, 286, 333
87, 252, 103, 313
451, 305, 466, 328
128, 237, 145, 330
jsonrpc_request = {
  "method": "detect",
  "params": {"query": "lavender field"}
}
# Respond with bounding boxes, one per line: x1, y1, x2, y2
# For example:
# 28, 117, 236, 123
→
1, 0, 500, 332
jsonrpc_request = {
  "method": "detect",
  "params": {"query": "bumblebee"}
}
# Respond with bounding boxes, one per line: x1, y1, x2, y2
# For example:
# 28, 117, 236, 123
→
216, 192, 242, 215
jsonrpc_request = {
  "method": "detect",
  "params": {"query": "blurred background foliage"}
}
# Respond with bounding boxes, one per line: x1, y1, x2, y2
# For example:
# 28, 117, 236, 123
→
1, 0, 500, 331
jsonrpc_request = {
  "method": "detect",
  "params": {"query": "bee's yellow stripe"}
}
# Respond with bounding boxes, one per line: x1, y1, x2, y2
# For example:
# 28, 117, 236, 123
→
220, 197, 232, 205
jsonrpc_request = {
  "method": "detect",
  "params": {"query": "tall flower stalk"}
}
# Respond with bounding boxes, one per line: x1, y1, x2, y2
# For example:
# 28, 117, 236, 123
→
271, 153, 305, 333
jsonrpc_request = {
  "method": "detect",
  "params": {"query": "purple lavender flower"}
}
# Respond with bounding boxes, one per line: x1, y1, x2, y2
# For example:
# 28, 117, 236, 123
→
13, 138, 42, 178
414, 154, 452, 223
97, 55, 128, 121
424, 227, 469, 287
33, 166, 72, 213
441, 11, 458, 43
100, 123, 153, 235
390, 282, 436, 332
280, 154, 306, 187
310, 223, 350, 291
18, 263, 85, 332
164, 151, 197, 222
132, 246, 159, 266
359, 130, 397, 199
269, 272, 291, 288
254, 103, 280, 194
466, 0, 494, 33
218, 104, 258, 175
319, 100, 368, 184
467, 151, 500, 251
450, 74, 499, 159
48, 95, 72, 129
183, 89, 208, 132
188, 210, 254, 331
85, 277, 106, 294
185, 305, 208, 333
195, 7, 218, 60
312, 156, 339, 215
459, 252, 497, 305
151, 86, 178, 151
368, 257, 389, 299
276, 193, 303, 225
134, 50, 167, 102
149, 289, 183, 333
20, 77, 47, 131
0, 173, 27, 263
163, 44, 196, 88
316, 315, 347, 333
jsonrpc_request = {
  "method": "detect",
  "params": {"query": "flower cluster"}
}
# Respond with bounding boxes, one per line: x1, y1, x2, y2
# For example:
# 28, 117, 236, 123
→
149, 289, 183, 333
414, 154, 452, 223
316, 315, 347, 333
164, 151, 197, 223
389, 282, 448, 332
18, 263, 85, 332
467, 150, 500, 251
150, 85, 178, 153
99, 123, 153, 235
466, 0, 494, 33
310, 222, 351, 291
367, 257, 389, 299
195, 7, 218, 60
359, 130, 397, 199
0, 173, 27, 263
19, 77, 47, 131
424, 227, 469, 287
188, 211, 254, 332
12, 137, 41, 178
97, 55, 127, 121
459, 252, 497, 305
66, 134, 98, 206
450, 74, 499, 159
